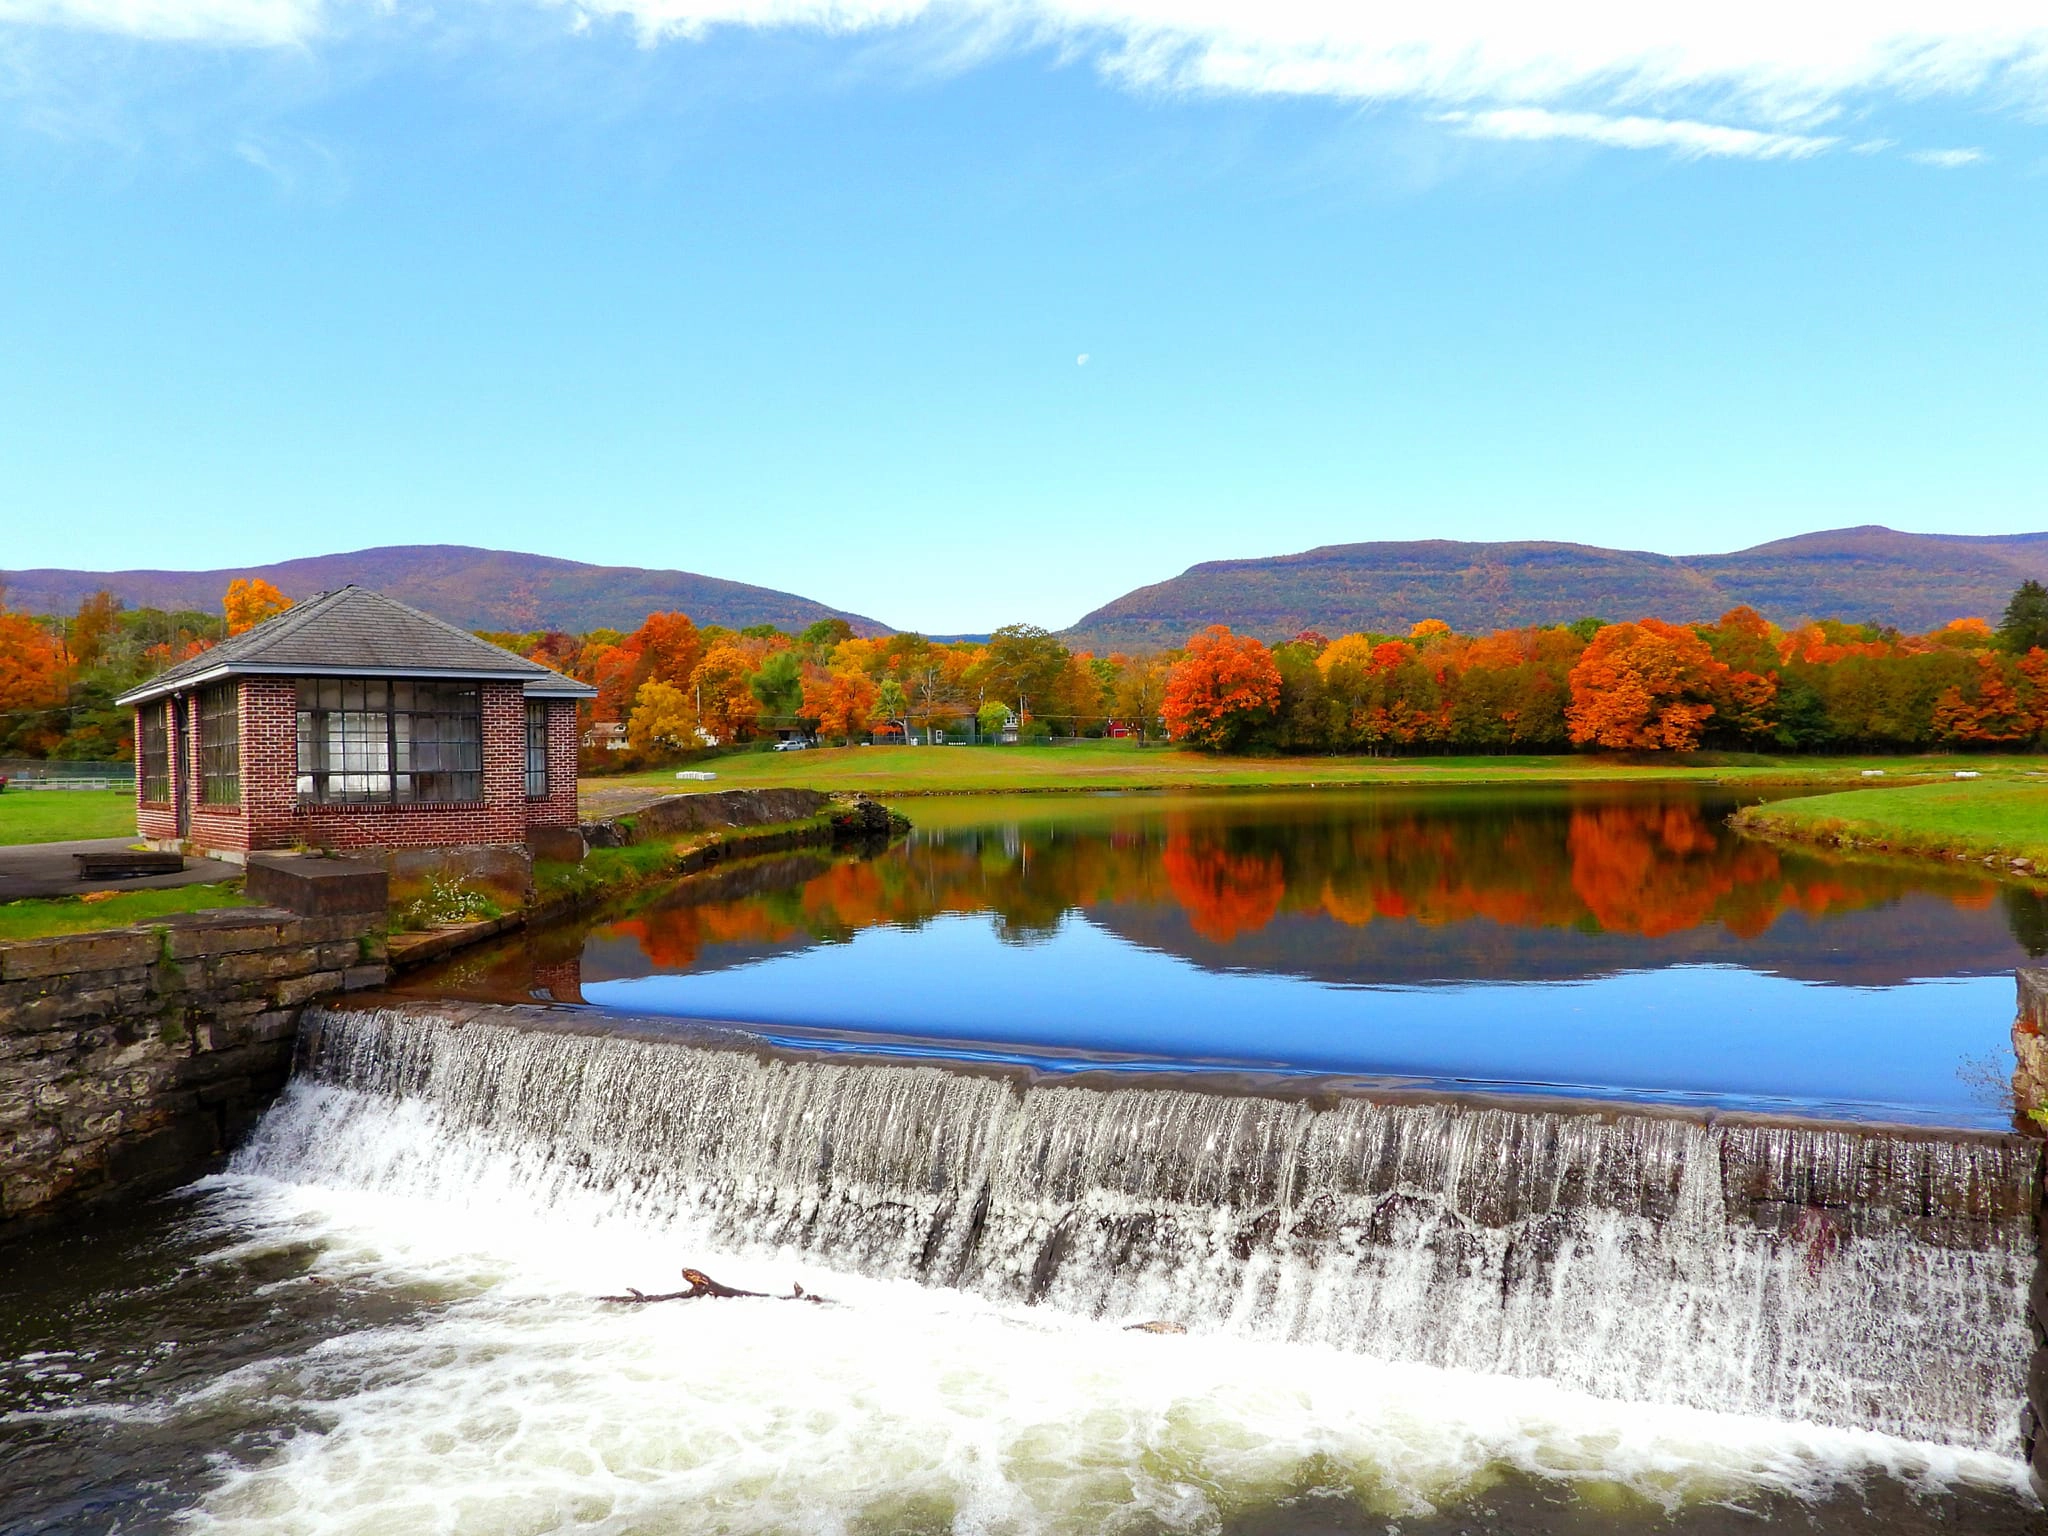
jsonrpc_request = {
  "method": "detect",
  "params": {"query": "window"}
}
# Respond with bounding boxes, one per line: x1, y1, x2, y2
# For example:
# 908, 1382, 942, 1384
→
139, 703, 171, 804
198, 683, 240, 806
295, 680, 482, 804
525, 700, 549, 799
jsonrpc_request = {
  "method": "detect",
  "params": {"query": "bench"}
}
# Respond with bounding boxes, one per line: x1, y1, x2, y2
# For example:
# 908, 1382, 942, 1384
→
74, 850, 187, 881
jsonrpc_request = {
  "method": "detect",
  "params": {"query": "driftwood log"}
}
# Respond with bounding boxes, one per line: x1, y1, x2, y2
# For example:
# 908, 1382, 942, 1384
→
599, 1267, 830, 1305
598, 1269, 1184, 1338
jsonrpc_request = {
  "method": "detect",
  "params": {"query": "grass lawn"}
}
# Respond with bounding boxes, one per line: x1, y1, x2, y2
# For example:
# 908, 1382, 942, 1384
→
584, 741, 2048, 804
0, 882, 254, 943
1732, 779, 2048, 868
0, 788, 137, 846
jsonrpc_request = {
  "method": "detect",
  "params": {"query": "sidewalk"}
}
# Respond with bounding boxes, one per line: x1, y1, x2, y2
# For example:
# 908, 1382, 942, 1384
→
0, 839, 238, 902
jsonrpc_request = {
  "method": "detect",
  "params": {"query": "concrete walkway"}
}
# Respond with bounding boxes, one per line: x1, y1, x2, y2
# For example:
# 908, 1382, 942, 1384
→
0, 839, 239, 902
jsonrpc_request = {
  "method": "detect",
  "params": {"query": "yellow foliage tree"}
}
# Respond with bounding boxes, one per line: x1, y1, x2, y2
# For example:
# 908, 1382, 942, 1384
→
224, 578, 293, 636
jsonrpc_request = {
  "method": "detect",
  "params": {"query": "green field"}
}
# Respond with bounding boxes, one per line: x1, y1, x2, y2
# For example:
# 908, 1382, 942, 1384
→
0, 788, 138, 846
583, 742, 2048, 806
1732, 778, 2048, 868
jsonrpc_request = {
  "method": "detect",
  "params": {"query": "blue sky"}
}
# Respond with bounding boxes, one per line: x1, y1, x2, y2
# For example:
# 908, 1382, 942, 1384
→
3, 4, 2046, 633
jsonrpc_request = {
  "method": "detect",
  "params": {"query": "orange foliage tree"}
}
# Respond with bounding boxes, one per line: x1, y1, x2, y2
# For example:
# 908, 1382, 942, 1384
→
689, 643, 762, 744
1162, 626, 1281, 750
0, 612, 68, 740
802, 668, 881, 742
223, 578, 293, 635
1565, 619, 1728, 751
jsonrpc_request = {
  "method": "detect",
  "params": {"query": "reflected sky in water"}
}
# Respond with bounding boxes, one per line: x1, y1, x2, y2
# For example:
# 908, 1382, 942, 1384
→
415, 787, 2044, 1127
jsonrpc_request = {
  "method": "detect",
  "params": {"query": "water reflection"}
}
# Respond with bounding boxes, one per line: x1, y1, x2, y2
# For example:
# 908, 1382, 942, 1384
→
401, 789, 2036, 1124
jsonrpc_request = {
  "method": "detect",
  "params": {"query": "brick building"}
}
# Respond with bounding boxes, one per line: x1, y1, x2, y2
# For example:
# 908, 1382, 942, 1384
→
117, 586, 596, 861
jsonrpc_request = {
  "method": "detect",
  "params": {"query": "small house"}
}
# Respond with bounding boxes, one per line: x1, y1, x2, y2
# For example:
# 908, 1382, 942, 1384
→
117, 585, 597, 863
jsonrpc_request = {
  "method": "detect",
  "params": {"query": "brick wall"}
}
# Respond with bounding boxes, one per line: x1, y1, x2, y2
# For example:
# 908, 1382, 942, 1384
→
527, 698, 581, 829
0, 907, 387, 1239
136, 679, 583, 856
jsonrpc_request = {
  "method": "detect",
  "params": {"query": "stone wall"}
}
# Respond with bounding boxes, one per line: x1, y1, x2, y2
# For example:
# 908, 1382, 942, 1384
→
583, 787, 832, 847
0, 906, 387, 1240
2017, 967, 2048, 1500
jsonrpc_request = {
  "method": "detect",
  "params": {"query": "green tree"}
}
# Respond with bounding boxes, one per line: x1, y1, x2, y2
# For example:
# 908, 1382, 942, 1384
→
1997, 580, 2048, 654
980, 624, 1070, 718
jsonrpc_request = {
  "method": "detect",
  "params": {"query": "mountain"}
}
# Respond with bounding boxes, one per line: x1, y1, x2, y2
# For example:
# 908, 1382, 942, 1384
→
1062, 526, 2048, 651
0, 546, 890, 636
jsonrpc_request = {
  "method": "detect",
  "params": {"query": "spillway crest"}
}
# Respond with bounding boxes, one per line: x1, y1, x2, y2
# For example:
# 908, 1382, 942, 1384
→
237, 1004, 2038, 1454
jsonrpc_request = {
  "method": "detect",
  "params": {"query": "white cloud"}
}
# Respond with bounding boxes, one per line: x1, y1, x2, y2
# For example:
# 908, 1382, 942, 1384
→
3, 0, 2044, 166
1908, 145, 1988, 165
561, 1, 2048, 126
1437, 108, 1836, 161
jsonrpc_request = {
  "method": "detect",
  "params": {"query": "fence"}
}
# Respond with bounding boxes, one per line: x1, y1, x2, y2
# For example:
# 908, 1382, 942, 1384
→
0, 759, 135, 792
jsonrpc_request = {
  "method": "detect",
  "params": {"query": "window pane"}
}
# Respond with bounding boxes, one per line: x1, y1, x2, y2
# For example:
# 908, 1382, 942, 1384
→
198, 683, 240, 806
295, 677, 482, 805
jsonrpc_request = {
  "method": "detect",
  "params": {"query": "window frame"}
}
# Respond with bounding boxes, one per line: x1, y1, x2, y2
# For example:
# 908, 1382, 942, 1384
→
294, 678, 484, 806
138, 702, 172, 806
198, 682, 241, 807
524, 700, 550, 800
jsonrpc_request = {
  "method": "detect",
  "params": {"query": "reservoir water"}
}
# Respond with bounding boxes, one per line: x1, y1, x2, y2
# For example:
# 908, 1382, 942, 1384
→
3, 786, 2042, 1534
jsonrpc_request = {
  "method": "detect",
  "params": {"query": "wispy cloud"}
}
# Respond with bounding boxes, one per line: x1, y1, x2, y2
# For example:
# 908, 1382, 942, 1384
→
1908, 146, 1988, 167
4, 0, 2045, 167
1436, 108, 1836, 161
0, 0, 328, 46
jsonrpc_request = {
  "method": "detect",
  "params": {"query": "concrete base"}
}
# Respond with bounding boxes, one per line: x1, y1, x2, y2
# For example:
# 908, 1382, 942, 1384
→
246, 853, 390, 918
526, 824, 587, 864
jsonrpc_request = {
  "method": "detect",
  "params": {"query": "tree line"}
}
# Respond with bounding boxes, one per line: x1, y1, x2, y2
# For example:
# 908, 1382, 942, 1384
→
3, 573, 2047, 760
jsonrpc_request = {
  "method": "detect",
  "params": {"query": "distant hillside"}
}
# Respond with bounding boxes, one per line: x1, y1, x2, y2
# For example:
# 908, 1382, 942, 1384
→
1, 546, 890, 636
1063, 526, 2048, 651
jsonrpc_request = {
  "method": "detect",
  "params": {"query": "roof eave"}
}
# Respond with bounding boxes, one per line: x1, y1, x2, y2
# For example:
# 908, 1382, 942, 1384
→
117, 661, 570, 707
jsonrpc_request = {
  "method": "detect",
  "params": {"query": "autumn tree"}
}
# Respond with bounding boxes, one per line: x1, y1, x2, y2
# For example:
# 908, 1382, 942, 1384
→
979, 624, 1070, 719
1565, 619, 1727, 751
689, 643, 761, 743
67, 590, 121, 670
224, 577, 293, 635
0, 611, 68, 747
626, 679, 698, 754
802, 667, 881, 742
1162, 626, 1282, 751
1112, 656, 1171, 742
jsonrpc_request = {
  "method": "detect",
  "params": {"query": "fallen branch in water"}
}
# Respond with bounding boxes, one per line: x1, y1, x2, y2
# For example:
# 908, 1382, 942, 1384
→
599, 1267, 831, 1306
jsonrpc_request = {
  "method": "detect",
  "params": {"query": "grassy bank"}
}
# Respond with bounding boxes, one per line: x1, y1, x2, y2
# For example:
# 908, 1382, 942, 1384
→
585, 742, 2047, 802
0, 788, 136, 845
1732, 779, 2048, 870
0, 882, 255, 942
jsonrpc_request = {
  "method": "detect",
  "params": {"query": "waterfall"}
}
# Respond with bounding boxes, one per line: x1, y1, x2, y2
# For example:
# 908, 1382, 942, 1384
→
237, 1002, 2038, 1456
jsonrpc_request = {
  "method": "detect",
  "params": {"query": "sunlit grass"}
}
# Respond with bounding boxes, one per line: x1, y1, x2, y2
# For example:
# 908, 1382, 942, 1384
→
585, 742, 2046, 803
1733, 778, 2048, 867
0, 788, 136, 845
0, 882, 253, 943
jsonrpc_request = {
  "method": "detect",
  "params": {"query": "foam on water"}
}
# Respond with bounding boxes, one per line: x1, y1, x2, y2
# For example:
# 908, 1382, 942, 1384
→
113, 1000, 2035, 1531
173, 1173, 2031, 1536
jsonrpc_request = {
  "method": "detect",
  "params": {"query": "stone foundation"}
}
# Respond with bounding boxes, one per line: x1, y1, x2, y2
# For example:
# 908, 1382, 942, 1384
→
2017, 967, 2048, 1498
0, 907, 388, 1239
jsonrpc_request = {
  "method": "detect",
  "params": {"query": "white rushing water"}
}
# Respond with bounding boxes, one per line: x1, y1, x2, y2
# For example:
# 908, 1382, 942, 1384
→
181, 1003, 2041, 1532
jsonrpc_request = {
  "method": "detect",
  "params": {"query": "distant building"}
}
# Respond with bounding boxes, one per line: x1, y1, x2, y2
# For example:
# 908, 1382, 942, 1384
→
583, 721, 630, 752
117, 585, 597, 861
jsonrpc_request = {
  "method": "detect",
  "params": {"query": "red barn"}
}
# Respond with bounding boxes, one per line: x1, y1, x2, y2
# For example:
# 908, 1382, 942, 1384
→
118, 585, 596, 862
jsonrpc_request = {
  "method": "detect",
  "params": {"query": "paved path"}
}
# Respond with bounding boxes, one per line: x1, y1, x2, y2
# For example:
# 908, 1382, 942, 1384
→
0, 839, 240, 902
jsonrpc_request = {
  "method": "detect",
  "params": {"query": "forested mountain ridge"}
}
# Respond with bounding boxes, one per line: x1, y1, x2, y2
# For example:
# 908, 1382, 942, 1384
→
1, 546, 889, 637
1063, 527, 2048, 651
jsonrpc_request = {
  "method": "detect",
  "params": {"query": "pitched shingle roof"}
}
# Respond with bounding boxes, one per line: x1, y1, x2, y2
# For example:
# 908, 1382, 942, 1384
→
116, 585, 597, 705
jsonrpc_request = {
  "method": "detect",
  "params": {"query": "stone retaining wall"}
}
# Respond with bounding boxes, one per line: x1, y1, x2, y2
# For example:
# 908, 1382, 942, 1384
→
0, 907, 387, 1239
2017, 967, 2048, 1499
